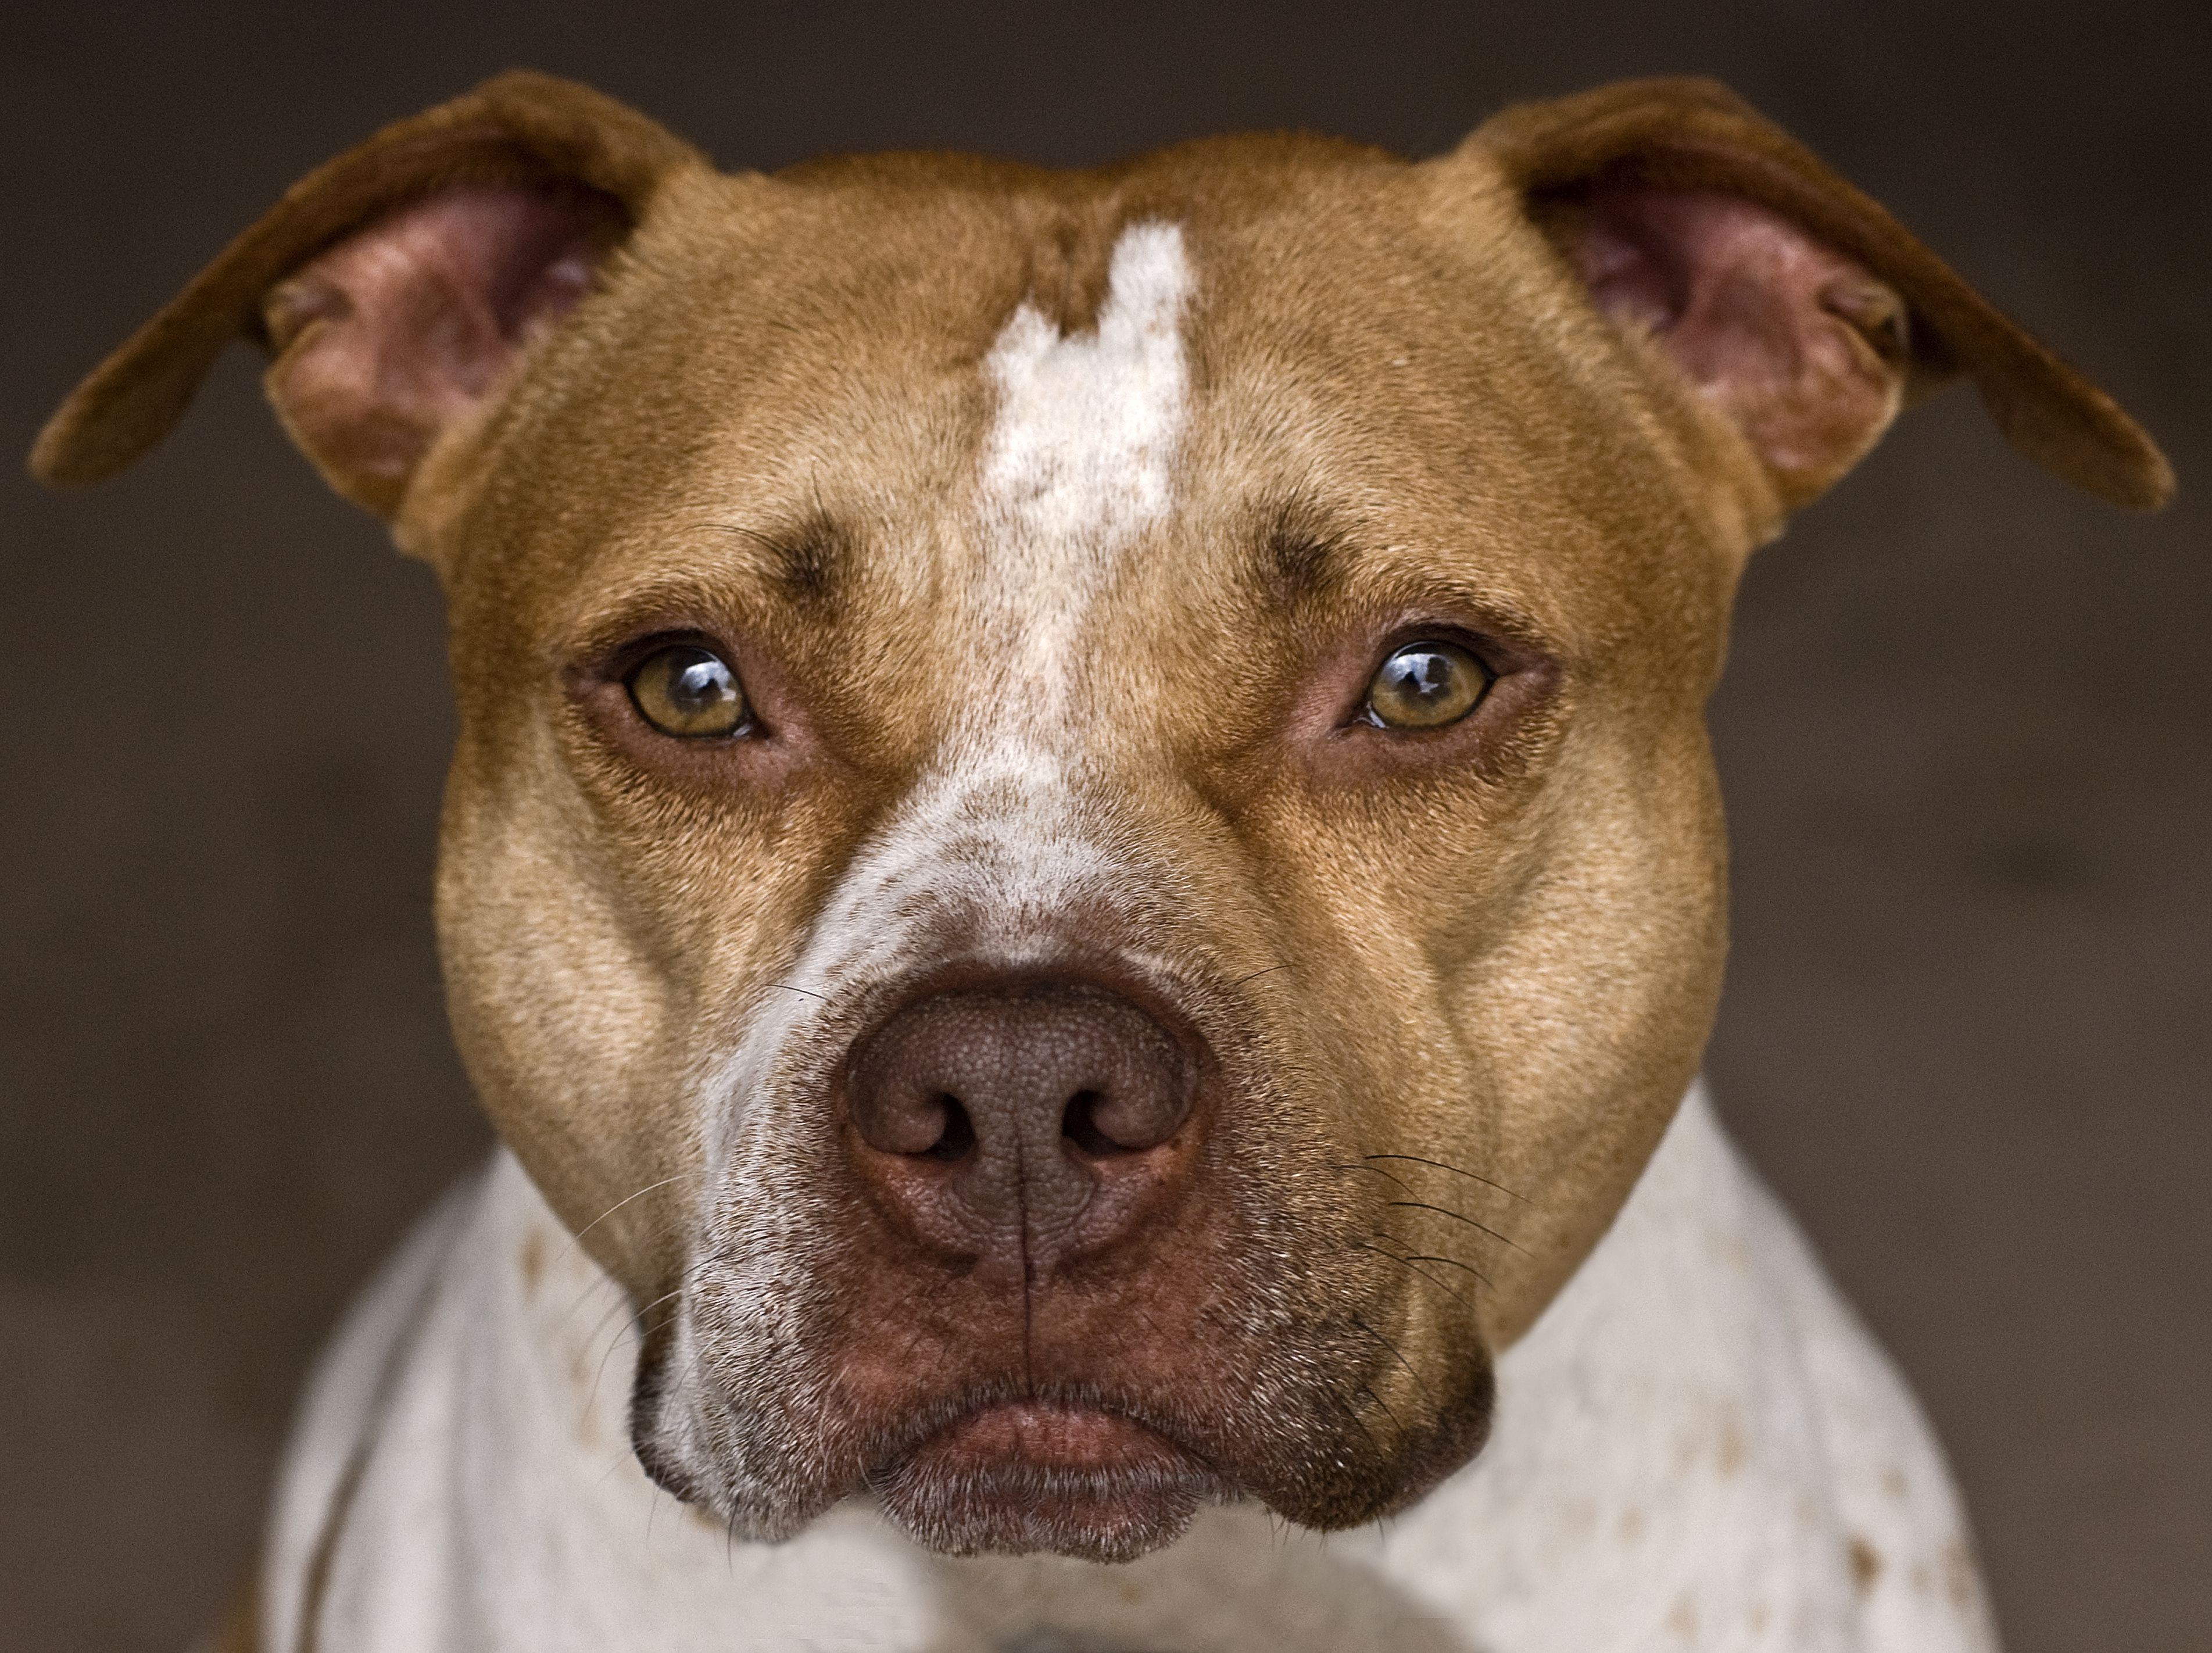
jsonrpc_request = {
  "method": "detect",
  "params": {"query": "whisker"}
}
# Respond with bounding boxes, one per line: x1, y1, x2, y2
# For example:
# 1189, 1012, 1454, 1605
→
1352, 1381, 1405, 1437
1322, 1380, 1388, 1462
1347, 1314, 1421, 1384
1231, 964, 1288, 989
765, 982, 830, 1003
586, 1283, 686, 1418
549, 1171, 699, 1331
1395, 1251, 1494, 1289
1365, 1228, 1495, 1290
578, 1277, 653, 1353
1384, 1199, 1529, 1255
620, 1304, 720, 1520
574, 1172, 699, 1246
1329, 1161, 1416, 1194
1363, 1153, 1529, 1204
555, 1265, 632, 1336
1352, 1240, 1475, 1307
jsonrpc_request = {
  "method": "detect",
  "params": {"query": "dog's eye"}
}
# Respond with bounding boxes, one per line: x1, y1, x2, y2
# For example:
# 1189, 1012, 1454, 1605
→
1363, 641, 1490, 730
626, 644, 750, 738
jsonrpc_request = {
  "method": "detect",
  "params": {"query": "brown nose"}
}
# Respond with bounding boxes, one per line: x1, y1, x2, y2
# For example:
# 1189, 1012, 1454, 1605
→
844, 984, 1198, 1272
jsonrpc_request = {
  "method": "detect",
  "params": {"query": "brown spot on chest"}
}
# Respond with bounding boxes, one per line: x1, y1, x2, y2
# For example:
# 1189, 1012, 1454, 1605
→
1848, 1533, 1883, 1594
1940, 1540, 1978, 1611
1715, 1410, 1748, 1477
1666, 1594, 1699, 1641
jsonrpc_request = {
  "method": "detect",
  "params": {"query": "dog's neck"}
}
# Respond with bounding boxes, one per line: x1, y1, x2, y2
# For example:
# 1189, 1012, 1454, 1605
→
263, 1090, 1991, 1652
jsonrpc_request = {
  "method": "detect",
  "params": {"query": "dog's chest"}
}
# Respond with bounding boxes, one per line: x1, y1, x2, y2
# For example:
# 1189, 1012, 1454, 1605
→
263, 1088, 1994, 1652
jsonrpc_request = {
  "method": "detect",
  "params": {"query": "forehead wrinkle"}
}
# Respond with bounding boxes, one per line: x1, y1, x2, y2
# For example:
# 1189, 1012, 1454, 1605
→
1254, 492, 1360, 607
700, 514, 851, 605
553, 518, 857, 650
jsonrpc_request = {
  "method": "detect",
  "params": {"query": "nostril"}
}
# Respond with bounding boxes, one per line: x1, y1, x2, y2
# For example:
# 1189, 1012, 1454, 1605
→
849, 1072, 980, 1161
1061, 1089, 1135, 1159
925, 1094, 978, 1162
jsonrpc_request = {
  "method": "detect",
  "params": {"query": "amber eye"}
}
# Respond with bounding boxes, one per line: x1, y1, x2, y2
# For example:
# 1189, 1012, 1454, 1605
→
625, 644, 750, 738
1363, 640, 1491, 730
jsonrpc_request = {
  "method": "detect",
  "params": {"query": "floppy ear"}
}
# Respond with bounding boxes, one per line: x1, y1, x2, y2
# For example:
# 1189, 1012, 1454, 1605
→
29, 70, 706, 521
1463, 77, 2171, 515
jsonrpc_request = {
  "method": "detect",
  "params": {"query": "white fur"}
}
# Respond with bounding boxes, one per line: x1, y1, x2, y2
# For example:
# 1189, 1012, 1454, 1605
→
978, 218, 1190, 697
261, 1085, 1998, 1651
782, 221, 1193, 993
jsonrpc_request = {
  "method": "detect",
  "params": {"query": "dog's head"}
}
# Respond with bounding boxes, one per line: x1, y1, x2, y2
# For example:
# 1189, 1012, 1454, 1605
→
35, 73, 2166, 1561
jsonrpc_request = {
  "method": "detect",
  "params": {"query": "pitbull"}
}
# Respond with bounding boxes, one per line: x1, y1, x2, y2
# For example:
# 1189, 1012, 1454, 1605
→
34, 71, 2170, 1653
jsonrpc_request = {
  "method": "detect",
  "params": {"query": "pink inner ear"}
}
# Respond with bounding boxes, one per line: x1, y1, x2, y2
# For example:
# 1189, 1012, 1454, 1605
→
262, 183, 621, 513
1570, 186, 1912, 502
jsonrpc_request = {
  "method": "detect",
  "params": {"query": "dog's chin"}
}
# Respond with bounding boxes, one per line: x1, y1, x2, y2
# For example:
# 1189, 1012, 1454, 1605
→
868, 1402, 1228, 1562
631, 1312, 1498, 1558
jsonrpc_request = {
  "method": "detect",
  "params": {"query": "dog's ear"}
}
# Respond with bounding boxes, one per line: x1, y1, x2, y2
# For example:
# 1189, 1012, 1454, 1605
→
29, 70, 706, 522
1459, 77, 2171, 516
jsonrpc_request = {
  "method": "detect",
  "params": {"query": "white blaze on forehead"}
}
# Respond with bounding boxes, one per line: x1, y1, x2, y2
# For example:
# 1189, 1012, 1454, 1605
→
700, 224, 1198, 1150
857, 217, 1194, 896
973, 221, 1194, 715
983, 220, 1193, 575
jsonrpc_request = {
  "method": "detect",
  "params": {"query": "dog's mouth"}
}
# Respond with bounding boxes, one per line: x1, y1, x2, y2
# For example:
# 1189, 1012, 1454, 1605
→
867, 1397, 1230, 1561
638, 1251, 1496, 1560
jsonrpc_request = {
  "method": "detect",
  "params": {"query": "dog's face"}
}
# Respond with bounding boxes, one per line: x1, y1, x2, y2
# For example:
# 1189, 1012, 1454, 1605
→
35, 75, 2165, 1562
436, 148, 1741, 1555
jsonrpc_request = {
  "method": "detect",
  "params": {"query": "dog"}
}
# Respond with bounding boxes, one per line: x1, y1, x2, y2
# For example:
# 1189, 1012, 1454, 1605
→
34, 70, 2170, 1653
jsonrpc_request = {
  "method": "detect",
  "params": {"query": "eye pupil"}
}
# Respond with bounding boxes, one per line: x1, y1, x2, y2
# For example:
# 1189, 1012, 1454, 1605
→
1365, 641, 1489, 730
627, 644, 750, 738
671, 657, 732, 710
1393, 653, 1447, 699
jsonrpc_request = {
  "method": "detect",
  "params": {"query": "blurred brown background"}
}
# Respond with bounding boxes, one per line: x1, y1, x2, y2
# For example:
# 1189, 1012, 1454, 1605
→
3, 3, 2204, 1648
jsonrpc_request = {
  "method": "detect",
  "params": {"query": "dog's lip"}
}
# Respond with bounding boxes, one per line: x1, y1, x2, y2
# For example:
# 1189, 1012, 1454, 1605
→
862, 1397, 1231, 1560
890, 1398, 1213, 1483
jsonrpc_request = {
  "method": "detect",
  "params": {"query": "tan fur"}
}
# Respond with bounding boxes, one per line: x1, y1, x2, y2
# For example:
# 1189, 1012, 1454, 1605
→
31, 69, 2169, 1592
